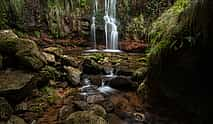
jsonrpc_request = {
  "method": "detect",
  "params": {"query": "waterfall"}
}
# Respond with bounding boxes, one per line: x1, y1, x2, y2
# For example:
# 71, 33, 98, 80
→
90, 0, 98, 50
89, 0, 120, 52
104, 0, 118, 50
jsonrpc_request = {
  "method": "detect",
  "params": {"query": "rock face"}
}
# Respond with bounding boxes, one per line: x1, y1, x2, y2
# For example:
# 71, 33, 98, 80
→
0, 97, 13, 121
0, 70, 35, 102
64, 111, 107, 124
138, 0, 213, 122
0, 30, 46, 70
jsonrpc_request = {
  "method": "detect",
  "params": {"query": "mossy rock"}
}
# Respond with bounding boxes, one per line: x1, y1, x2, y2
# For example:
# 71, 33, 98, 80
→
81, 58, 104, 75
0, 115, 27, 124
132, 67, 148, 81
0, 97, 13, 121
64, 111, 107, 124
0, 30, 47, 70
0, 70, 35, 103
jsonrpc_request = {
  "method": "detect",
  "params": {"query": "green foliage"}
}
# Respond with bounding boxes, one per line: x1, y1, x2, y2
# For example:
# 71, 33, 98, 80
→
80, 0, 87, 7
126, 14, 146, 40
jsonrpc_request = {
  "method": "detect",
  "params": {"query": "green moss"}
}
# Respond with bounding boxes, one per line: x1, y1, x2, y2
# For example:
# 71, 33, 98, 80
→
146, 0, 192, 64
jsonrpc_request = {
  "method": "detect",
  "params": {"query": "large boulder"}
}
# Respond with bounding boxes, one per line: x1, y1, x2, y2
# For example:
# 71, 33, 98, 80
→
0, 30, 46, 70
64, 111, 107, 124
139, 0, 213, 122
0, 69, 35, 102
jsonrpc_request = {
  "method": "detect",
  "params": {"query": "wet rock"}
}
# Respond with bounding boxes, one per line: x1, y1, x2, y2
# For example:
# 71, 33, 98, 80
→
60, 55, 80, 68
0, 115, 27, 124
86, 94, 105, 104
132, 67, 148, 81
81, 58, 104, 75
42, 52, 56, 64
89, 104, 106, 118
89, 76, 103, 86
0, 70, 35, 102
106, 76, 136, 90
107, 113, 127, 124
0, 30, 47, 70
0, 97, 13, 121
43, 47, 63, 57
115, 68, 133, 76
64, 66, 81, 86
64, 111, 107, 124
58, 105, 76, 121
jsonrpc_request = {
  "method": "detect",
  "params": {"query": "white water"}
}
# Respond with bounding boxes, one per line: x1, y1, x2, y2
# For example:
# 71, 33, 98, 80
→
90, 0, 98, 50
104, 0, 119, 50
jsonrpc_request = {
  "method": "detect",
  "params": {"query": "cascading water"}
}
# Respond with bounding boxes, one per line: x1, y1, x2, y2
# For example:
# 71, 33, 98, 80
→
88, 0, 120, 52
90, 0, 98, 51
104, 0, 119, 50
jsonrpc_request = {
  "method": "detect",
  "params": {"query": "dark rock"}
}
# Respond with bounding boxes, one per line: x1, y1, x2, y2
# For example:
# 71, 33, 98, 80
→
102, 101, 114, 113
0, 30, 47, 70
115, 68, 133, 76
0, 70, 35, 102
64, 111, 107, 124
89, 76, 103, 86
59, 55, 80, 68
0, 97, 13, 121
64, 66, 81, 86
107, 113, 126, 124
81, 58, 104, 75
72, 101, 88, 111
106, 76, 137, 90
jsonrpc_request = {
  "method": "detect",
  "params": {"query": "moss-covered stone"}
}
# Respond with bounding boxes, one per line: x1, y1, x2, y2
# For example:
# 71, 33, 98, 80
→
0, 30, 47, 70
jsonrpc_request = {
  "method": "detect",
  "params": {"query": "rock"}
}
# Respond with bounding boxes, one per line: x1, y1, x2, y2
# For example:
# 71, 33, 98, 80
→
60, 55, 80, 68
0, 70, 35, 102
106, 76, 136, 90
89, 76, 103, 86
132, 67, 148, 81
72, 101, 88, 111
81, 58, 104, 75
0, 97, 13, 121
0, 115, 27, 124
115, 68, 133, 76
43, 47, 63, 57
0, 30, 47, 70
107, 113, 126, 124
0, 30, 18, 39
58, 105, 76, 121
64, 111, 107, 124
89, 104, 106, 118
39, 66, 61, 81
64, 66, 81, 86
42, 52, 56, 64
86, 94, 105, 104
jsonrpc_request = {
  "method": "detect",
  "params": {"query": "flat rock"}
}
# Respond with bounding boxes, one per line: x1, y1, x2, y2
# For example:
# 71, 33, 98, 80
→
0, 70, 35, 102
